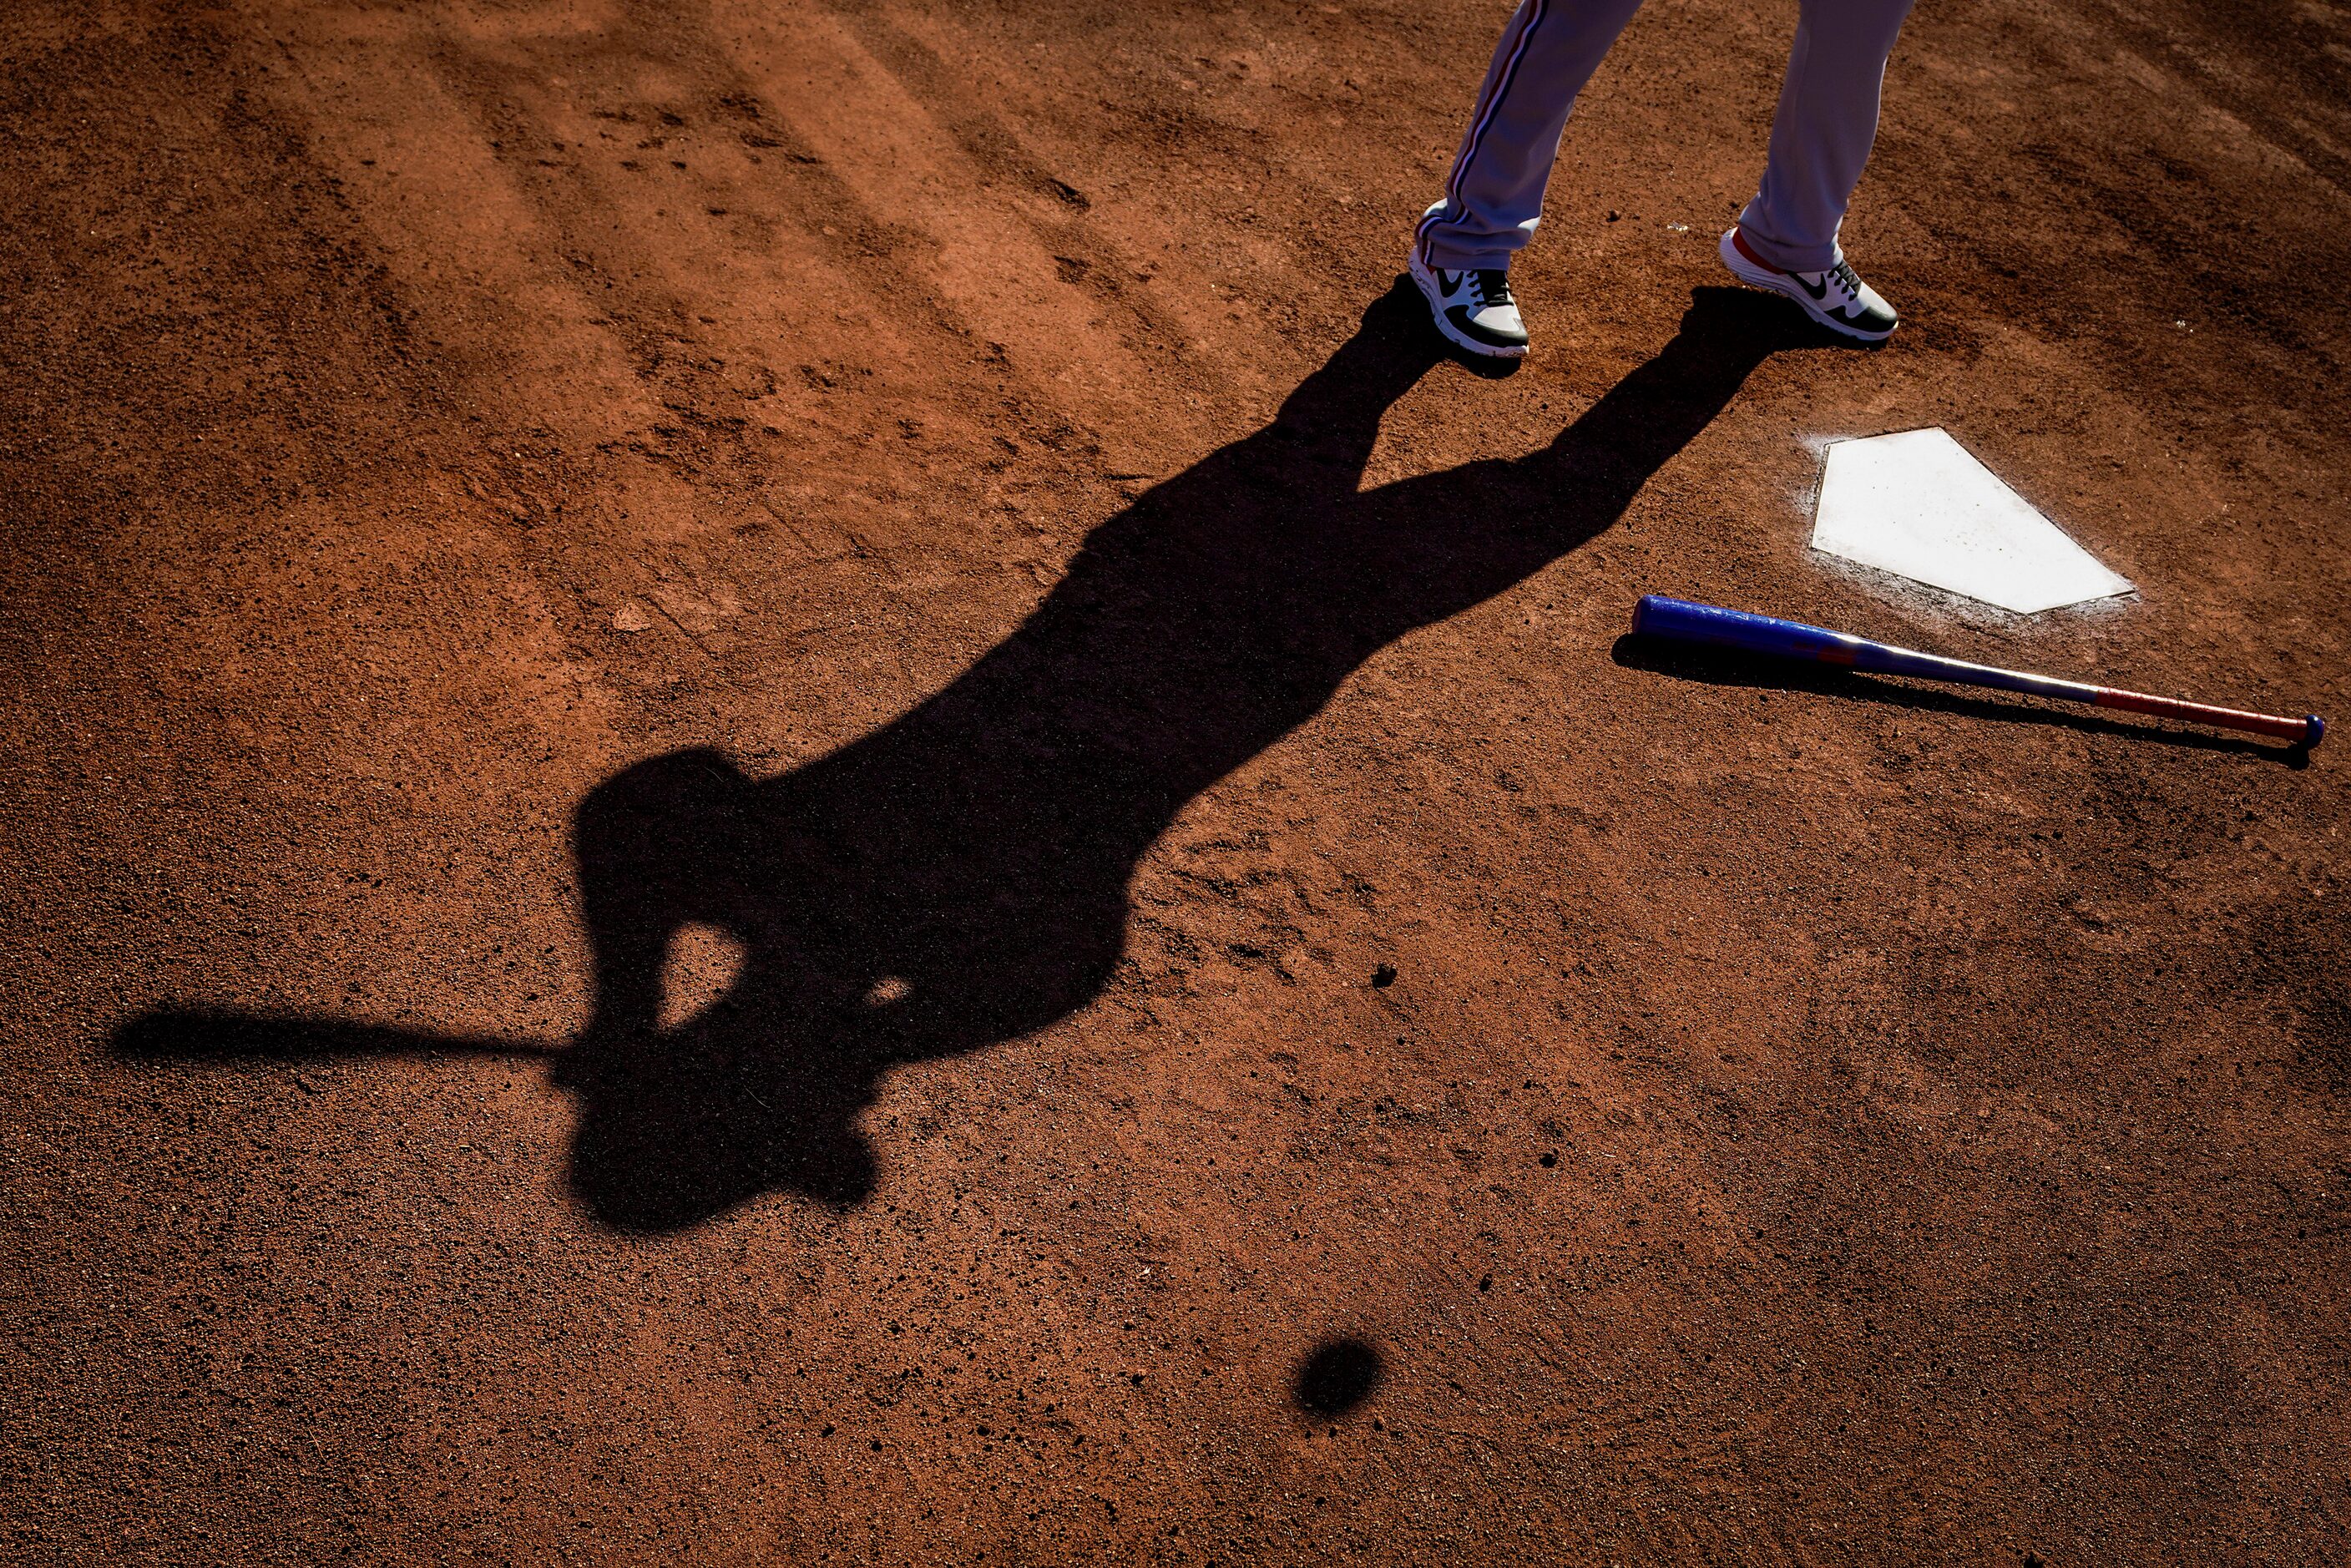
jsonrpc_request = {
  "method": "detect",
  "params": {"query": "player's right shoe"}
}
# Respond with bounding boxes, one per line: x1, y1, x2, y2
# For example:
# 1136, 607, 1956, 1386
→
1717, 226, 1898, 341
1408, 249, 1529, 359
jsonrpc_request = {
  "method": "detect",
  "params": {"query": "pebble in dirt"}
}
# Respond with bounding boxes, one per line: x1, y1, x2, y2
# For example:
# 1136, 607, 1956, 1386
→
1811, 427, 2133, 613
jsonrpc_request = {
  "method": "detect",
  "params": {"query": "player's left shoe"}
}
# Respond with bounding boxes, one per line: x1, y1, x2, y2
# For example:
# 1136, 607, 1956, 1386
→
1717, 227, 1897, 341
1407, 248, 1529, 359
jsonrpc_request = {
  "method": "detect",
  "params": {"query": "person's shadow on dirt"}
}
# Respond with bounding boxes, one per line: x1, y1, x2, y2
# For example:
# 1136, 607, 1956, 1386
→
114, 282, 1821, 1232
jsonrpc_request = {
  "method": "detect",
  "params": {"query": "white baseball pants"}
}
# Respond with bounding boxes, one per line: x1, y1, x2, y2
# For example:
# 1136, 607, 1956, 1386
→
1415, 0, 1917, 274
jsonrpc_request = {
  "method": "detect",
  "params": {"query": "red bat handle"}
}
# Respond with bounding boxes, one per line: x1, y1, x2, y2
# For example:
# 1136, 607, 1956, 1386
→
2089, 688, 2319, 743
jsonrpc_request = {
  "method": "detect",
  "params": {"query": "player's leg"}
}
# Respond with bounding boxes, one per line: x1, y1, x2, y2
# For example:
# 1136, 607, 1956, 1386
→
1411, 0, 1649, 357
1717, 0, 1916, 340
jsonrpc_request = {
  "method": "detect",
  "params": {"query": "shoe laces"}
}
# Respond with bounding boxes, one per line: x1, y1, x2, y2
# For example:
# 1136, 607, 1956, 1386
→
1469, 270, 1514, 310
1824, 259, 1864, 299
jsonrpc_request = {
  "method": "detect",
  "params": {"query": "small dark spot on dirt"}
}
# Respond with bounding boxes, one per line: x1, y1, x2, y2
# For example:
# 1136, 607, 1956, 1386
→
2023, 1555, 2045, 1568
1046, 177, 1090, 210
1296, 1338, 1383, 1416
1539, 1151, 1557, 1168
1372, 964, 1397, 988
1477, 1274, 1492, 1292
820, 1424, 834, 1436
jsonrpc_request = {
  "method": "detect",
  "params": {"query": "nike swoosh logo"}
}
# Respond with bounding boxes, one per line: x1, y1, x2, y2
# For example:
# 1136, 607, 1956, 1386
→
1796, 274, 1829, 301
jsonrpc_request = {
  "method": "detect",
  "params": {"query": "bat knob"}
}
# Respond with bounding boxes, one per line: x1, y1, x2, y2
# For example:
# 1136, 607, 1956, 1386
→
2303, 715, 2326, 749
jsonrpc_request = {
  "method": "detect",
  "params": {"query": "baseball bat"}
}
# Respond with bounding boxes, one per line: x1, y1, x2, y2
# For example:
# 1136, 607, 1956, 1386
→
1631, 595, 2324, 747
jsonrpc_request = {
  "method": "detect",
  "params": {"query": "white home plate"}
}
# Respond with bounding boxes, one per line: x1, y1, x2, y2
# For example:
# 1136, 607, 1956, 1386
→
1813, 427, 2133, 614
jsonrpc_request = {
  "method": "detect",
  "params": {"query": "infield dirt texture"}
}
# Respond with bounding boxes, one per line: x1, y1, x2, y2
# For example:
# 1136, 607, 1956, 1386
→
3, 1, 2348, 1562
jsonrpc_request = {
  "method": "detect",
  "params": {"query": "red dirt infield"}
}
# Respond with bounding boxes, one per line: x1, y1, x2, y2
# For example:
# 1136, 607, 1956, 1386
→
3, 0, 2346, 1560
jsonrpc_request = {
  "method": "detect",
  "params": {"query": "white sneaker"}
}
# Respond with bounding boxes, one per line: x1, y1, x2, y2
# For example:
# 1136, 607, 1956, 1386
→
1408, 248, 1529, 358
1717, 226, 1898, 341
